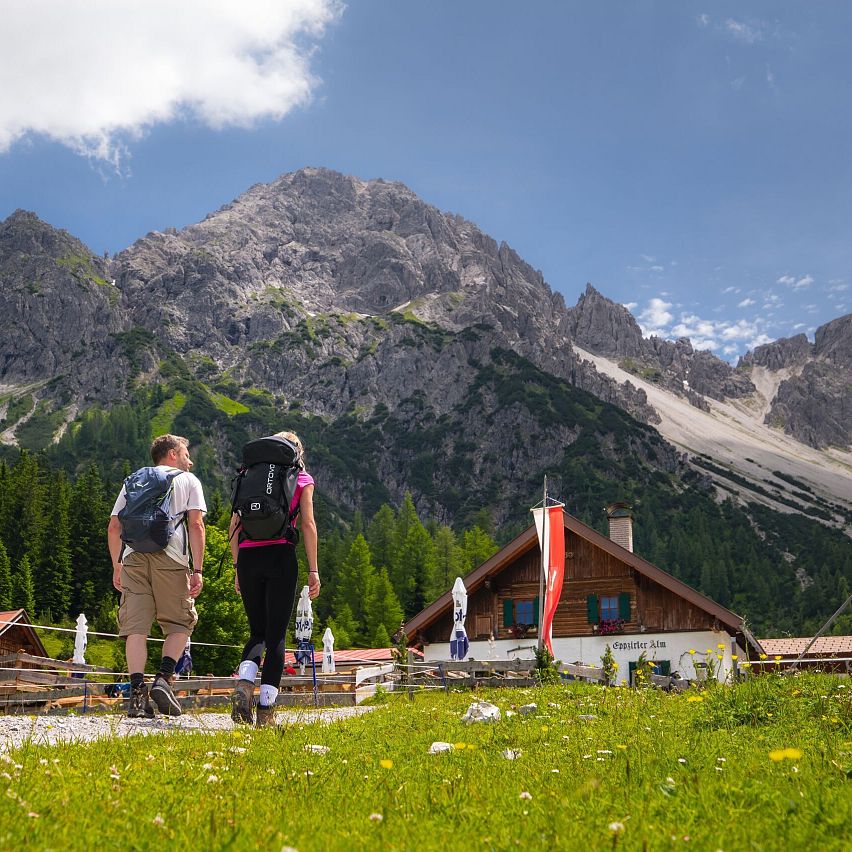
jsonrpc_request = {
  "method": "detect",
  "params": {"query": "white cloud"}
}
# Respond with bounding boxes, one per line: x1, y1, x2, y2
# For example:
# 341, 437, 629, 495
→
792, 323, 805, 330
777, 273, 814, 290
638, 298, 674, 336
650, 265, 664, 272
637, 299, 777, 358
725, 18, 763, 44
722, 286, 736, 294
0, 0, 341, 171
828, 282, 848, 292
622, 302, 638, 311
737, 298, 756, 308
698, 14, 711, 27
641, 254, 656, 263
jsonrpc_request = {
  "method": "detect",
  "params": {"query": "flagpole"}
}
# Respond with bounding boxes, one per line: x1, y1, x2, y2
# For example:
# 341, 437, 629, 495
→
537, 475, 547, 652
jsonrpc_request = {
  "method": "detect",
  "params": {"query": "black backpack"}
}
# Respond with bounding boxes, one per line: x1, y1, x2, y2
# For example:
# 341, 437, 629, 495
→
118, 467, 185, 554
230, 436, 302, 543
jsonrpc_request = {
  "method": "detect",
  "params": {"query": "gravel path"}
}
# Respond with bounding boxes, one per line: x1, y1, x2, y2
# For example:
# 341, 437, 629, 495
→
0, 706, 377, 753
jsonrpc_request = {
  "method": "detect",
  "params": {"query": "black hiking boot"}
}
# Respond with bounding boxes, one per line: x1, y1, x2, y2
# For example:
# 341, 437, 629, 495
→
150, 674, 182, 717
127, 683, 155, 719
230, 679, 255, 725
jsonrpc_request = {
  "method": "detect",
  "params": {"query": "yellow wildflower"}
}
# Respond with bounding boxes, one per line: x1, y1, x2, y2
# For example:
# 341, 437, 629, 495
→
686, 695, 704, 702
768, 748, 802, 762
759, 653, 767, 660
774, 655, 782, 661
379, 759, 393, 769
688, 649, 696, 655
740, 661, 752, 668
717, 643, 726, 650
731, 655, 738, 661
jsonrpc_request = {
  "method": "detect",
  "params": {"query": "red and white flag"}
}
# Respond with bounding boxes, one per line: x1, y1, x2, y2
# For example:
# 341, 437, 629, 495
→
533, 506, 565, 656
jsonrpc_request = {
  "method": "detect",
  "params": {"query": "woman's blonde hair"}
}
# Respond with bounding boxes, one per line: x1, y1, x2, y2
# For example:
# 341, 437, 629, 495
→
275, 430, 305, 468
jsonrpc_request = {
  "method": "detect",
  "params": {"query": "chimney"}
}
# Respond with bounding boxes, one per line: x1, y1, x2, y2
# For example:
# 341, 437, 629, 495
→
606, 502, 633, 552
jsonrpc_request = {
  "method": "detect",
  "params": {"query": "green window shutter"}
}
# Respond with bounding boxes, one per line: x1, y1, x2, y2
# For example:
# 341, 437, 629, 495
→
532, 596, 540, 626
660, 661, 671, 676
587, 594, 599, 624
503, 599, 514, 627
619, 592, 631, 621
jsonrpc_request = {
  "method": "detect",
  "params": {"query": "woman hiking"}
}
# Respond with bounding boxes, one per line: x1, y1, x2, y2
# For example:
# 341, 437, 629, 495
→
229, 430, 320, 727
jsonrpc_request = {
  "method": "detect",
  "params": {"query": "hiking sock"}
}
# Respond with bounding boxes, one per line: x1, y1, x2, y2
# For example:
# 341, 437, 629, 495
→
130, 672, 145, 689
259, 684, 278, 707
158, 656, 177, 680
238, 660, 259, 682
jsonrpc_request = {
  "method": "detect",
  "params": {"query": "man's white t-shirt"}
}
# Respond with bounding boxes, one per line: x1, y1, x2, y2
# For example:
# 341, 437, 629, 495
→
111, 466, 207, 568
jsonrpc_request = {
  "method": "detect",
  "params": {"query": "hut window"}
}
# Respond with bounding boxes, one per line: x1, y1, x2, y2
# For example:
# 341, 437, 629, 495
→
600, 595, 619, 622
503, 598, 540, 628
515, 600, 535, 626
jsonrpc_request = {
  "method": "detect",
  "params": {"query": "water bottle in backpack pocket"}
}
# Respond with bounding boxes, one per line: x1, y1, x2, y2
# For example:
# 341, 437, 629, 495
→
230, 436, 302, 543
118, 467, 184, 554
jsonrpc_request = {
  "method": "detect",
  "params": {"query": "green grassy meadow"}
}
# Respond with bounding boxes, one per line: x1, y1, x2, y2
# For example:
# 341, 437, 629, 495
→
1, 674, 851, 851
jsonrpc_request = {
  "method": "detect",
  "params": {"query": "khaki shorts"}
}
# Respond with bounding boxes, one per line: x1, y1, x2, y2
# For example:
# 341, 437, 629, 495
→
117, 550, 198, 637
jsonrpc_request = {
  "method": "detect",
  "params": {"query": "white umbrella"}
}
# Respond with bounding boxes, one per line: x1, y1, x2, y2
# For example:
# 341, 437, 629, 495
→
294, 585, 314, 675
450, 577, 469, 661
73, 613, 88, 665
322, 627, 335, 673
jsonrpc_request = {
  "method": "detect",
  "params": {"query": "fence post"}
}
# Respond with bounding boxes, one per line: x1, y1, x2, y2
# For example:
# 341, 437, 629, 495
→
407, 649, 414, 701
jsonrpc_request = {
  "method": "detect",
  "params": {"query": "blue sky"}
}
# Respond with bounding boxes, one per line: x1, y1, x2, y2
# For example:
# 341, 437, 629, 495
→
1, 2, 850, 360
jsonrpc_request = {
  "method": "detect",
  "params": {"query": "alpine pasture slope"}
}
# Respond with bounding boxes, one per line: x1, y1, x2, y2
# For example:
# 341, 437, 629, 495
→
0, 677, 851, 850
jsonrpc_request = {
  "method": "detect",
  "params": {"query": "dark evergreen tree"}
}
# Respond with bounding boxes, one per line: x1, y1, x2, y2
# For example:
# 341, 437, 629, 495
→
334, 534, 376, 644
398, 520, 436, 614
365, 567, 404, 642
0, 539, 11, 610
69, 464, 111, 614
2, 451, 46, 570
367, 503, 398, 577
37, 471, 73, 619
11, 554, 36, 615
432, 524, 465, 598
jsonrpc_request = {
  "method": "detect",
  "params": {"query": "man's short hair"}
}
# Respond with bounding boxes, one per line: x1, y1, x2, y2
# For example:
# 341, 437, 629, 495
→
150, 434, 188, 465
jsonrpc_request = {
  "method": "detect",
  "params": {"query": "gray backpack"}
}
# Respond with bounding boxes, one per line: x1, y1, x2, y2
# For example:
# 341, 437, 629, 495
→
118, 467, 184, 554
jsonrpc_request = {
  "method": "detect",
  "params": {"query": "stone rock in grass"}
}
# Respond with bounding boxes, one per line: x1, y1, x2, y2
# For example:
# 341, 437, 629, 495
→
461, 700, 501, 724
428, 742, 455, 754
519, 703, 537, 715
305, 745, 330, 754
502, 749, 521, 760
578, 714, 598, 721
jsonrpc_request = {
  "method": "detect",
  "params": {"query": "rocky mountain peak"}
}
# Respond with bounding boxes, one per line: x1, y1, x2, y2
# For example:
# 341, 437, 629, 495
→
738, 334, 812, 371
814, 312, 852, 367
567, 283, 645, 357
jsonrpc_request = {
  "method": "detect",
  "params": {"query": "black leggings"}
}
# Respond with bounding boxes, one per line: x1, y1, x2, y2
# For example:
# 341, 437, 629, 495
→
236, 544, 299, 687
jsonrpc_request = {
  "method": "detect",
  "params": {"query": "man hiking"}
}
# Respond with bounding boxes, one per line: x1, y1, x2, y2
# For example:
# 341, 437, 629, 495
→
107, 434, 207, 717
